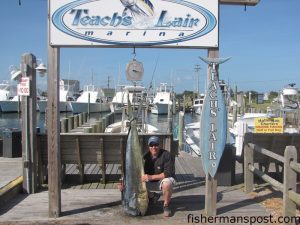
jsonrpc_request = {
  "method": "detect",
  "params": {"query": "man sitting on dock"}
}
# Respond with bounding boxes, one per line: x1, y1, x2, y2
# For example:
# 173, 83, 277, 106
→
142, 136, 176, 217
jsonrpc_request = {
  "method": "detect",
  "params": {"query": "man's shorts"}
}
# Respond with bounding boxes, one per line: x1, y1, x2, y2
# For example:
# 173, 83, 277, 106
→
146, 177, 176, 192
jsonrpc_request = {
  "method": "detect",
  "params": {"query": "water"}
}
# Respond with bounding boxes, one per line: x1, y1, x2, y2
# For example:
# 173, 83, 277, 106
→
0, 111, 199, 135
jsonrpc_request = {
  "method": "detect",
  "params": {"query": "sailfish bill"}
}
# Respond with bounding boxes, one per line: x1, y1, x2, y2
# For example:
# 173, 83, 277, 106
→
123, 118, 148, 216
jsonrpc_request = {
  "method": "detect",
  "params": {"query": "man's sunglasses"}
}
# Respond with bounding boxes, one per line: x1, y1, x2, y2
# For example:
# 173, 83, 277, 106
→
149, 143, 159, 147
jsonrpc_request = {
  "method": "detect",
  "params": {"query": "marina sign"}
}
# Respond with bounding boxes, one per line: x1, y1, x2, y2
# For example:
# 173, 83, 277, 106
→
49, 0, 218, 48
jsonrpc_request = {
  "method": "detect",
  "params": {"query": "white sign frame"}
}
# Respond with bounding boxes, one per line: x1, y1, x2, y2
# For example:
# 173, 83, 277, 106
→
17, 77, 30, 96
49, 0, 219, 48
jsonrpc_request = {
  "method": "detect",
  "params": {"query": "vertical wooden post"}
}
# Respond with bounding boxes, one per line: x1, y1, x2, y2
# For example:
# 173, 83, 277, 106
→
47, 46, 61, 218
178, 111, 184, 151
60, 118, 68, 133
232, 105, 237, 127
205, 175, 217, 216
167, 103, 172, 133
95, 120, 102, 133
283, 146, 297, 223
21, 53, 37, 194
78, 113, 83, 126
76, 137, 84, 184
88, 93, 90, 117
99, 137, 105, 183
68, 116, 74, 131
83, 127, 92, 133
74, 114, 79, 128
244, 143, 254, 193
204, 48, 219, 216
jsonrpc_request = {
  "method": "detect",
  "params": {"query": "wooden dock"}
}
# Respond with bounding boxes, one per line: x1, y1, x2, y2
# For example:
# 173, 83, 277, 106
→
0, 151, 273, 225
0, 157, 22, 189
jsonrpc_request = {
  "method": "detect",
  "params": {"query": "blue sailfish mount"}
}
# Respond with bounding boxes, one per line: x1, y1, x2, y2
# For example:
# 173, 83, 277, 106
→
199, 56, 231, 177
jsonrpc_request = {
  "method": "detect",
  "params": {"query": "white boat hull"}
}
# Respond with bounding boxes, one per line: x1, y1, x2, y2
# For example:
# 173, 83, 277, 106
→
0, 100, 39, 112
151, 103, 170, 115
184, 122, 201, 157
110, 103, 123, 114
71, 102, 110, 113
37, 100, 73, 113
105, 120, 158, 134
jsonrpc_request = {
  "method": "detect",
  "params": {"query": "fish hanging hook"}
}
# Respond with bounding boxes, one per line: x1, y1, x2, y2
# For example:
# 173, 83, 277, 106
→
132, 46, 136, 60
19, 0, 21, 5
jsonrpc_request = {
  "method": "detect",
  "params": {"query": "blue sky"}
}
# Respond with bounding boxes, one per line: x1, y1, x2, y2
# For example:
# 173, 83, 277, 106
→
0, 0, 299, 94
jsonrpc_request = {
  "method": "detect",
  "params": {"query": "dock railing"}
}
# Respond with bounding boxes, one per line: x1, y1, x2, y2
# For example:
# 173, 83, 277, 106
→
37, 133, 176, 186
244, 142, 300, 224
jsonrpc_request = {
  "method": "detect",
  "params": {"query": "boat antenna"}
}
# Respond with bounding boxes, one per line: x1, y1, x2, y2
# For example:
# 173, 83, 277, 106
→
91, 69, 94, 85
149, 55, 159, 91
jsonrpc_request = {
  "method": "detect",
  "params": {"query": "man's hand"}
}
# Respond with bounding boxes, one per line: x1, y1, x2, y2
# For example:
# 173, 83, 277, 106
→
142, 174, 152, 182
117, 182, 124, 191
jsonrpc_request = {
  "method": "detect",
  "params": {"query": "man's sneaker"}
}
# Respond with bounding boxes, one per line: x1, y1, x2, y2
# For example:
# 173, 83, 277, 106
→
163, 205, 171, 217
149, 192, 160, 205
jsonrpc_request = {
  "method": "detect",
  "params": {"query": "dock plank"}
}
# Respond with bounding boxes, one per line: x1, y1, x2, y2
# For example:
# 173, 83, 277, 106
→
0, 157, 22, 189
0, 151, 275, 225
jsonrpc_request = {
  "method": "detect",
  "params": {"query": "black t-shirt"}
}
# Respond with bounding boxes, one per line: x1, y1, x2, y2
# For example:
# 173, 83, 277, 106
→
143, 149, 175, 178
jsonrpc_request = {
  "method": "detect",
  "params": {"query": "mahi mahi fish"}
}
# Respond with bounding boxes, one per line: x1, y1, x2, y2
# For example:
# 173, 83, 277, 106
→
120, 0, 154, 18
123, 118, 148, 216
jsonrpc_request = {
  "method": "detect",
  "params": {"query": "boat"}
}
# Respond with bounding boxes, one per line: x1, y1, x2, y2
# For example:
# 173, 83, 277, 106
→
192, 94, 204, 115
229, 84, 300, 158
38, 79, 80, 113
229, 112, 276, 157
0, 81, 17, 112
0, 81, 16, 101
0, 95, 22, 113
106, 100, 158, 133
110, 84, 146, 114
151, 83, 173, 115
279, 83, 299, 110
183, 121, 201, 157
0, 81, 42, 112
105, 120, 158, 133
71, 84, 110, 113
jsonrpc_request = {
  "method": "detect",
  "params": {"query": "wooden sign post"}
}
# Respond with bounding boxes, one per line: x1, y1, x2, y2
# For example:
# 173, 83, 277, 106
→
199, 49, 231, 216
21, 53, 37, 194
47, 46, 61, 218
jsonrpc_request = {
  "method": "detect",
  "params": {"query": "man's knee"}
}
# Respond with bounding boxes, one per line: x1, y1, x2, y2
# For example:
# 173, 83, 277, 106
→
161, 180, 172, 191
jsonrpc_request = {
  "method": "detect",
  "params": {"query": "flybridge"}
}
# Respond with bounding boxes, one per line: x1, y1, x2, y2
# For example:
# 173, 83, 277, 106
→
71, 9, 200, 28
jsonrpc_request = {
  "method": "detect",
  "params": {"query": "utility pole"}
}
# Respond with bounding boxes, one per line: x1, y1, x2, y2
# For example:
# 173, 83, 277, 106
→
194, 65, 201, 99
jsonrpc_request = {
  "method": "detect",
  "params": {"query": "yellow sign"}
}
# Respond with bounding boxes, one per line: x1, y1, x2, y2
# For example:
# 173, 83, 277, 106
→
254, 118, 283, 133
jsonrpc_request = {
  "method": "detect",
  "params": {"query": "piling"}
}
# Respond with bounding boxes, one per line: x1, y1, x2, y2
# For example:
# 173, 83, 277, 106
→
78, 113, 83, 126
83, 127, 92, 133
232, 105, 237, 127
167, 104, 173, 133
61, 118, 68, 133
178, 111, 184, 151
74, 115, 79, 128
68, 116, 74, 131
82, 112, 87, 123
91, 124, 97, 133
